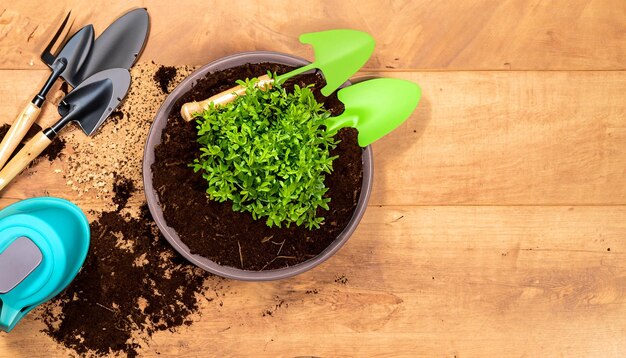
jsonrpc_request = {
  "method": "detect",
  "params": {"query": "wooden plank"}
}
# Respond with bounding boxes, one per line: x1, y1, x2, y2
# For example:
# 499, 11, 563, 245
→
370, 70, 626, 205
1, 69, 624, 206
0, 0, 624, 71
1, 205, 625, 357
0, 2, 623, 357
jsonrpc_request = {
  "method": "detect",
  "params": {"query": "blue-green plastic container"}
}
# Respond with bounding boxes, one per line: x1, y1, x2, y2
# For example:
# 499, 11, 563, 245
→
0, 197, 89, 332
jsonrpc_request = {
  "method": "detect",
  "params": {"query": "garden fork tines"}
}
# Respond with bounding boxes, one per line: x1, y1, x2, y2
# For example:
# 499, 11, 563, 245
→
40, 11, 73, 66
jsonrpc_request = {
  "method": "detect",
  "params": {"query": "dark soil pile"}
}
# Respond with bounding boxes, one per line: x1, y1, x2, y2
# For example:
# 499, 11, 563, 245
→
152, 63, 363, 270
0, 123, 66, 163
40, 200, 208, 357
38, 63, 208, 357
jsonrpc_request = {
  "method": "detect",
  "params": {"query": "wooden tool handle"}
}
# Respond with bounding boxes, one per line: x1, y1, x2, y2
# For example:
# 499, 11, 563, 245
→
180, 75, 274, 121
0, 131, 51, 192
0, 102, 41, 169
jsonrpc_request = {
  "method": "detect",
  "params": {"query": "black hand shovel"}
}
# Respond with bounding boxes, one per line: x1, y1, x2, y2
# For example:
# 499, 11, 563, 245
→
0, 17, 94, 169
0, 68, 131, 192
72, 8, 149, 84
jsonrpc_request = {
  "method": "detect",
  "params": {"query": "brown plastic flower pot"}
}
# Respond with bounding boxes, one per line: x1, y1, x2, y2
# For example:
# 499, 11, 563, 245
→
143, 51, 373, 281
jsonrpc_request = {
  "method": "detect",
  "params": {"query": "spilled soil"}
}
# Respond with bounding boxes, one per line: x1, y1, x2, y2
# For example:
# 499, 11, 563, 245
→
37, 63, 210, 358
40, 201, 208, 357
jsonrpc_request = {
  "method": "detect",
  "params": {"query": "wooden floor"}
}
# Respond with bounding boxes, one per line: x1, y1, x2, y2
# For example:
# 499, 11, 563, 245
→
1, 0, 625, 356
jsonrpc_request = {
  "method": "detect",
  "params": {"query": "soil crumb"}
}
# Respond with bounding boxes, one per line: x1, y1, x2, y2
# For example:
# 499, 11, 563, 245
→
154, 65, 178, 94
109, 110, 124, 124
112, 174, 136, 211
262, 296, 287, 317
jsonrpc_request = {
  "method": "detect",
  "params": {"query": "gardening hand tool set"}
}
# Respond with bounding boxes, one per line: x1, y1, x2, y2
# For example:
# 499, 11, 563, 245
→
0, 68, 132, 191
0, 8, 148, 192
0, 13, 93, 169
0, 8, 149, 333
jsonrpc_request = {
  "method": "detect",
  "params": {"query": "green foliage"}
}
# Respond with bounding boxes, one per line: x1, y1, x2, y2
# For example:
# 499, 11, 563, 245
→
192, 75, 338, 229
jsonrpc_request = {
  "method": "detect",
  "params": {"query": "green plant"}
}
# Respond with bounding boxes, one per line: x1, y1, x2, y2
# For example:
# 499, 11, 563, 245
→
192, 75, 338, 229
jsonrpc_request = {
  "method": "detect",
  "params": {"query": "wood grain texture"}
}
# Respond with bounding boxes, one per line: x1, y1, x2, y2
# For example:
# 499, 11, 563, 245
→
0, 68, 624, 357
1, 205, 625, 357
0, 1, 625, 356
0, 0, 624, 70
0, 70, 624, 206
370, 70, 626, 205
0, 70, 62, 129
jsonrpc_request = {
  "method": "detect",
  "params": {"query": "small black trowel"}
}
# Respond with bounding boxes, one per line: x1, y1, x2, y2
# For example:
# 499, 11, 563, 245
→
0, 68, 131, 191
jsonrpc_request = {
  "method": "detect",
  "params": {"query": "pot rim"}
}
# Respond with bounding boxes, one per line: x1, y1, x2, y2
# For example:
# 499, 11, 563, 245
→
142, 51, 373, 281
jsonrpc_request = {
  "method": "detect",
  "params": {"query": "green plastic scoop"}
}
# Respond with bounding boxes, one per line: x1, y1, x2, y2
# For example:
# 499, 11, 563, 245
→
181, 29, 375, 121
275, 29, 375, 96
325, 78, 421, 146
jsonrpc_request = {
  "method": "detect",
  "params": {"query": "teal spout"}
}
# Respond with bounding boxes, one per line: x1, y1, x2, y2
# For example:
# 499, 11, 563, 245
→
0, 302, 23, 332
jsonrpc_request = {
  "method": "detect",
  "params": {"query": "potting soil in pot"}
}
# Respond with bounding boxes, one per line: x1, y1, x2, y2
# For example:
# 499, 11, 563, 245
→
152, 63, 364, 271
33, 63, 229, 357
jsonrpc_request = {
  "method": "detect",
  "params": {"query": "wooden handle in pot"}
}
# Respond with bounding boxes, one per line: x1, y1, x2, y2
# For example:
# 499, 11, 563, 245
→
180, 75, 274, 122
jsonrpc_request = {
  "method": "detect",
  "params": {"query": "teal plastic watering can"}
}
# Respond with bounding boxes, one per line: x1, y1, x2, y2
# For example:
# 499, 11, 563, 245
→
0, 197, 89, 332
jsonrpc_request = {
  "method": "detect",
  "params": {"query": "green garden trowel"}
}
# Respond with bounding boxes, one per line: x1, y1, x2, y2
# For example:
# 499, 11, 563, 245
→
325, 78, 421, 147
275, 29, 375, 95
181, 29, 375, 121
